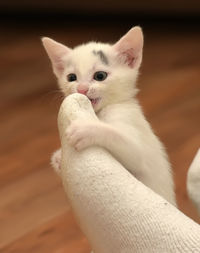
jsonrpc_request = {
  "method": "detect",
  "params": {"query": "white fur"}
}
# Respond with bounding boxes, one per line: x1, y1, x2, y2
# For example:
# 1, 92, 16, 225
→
43, 27, 176, 205
57, 42, 139, 112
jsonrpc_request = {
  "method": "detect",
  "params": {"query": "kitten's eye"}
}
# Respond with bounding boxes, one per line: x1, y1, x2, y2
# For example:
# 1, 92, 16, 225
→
67, 73, 77, 82
94, 71, 107, 81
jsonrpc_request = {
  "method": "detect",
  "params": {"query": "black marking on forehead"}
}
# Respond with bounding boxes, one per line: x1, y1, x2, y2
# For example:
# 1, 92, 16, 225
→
93, 50, 108, 65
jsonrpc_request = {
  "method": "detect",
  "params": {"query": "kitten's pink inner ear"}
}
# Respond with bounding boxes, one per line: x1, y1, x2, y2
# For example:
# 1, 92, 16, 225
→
42, 37, 71, 77
114, 26, 144, 68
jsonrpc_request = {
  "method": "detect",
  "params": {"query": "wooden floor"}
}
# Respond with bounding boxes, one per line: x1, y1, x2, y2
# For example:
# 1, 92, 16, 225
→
0, 19, 200, 252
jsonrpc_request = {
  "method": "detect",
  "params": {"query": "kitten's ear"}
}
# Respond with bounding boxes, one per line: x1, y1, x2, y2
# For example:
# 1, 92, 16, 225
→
42, 37, 71, 77
113, 26, 143, 69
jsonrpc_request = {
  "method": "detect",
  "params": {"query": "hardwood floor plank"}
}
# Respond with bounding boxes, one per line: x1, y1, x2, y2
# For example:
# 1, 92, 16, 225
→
0, 94, 61, 187
0, 212, 90, 253
0, 168, 67, 248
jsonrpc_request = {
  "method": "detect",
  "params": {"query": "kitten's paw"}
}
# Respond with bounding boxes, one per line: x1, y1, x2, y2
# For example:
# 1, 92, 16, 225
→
51, 149, 62, 176
66, 120, 97, 151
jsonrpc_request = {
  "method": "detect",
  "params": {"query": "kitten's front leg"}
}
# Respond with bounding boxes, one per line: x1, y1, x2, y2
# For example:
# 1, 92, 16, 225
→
67, 120, 142, 174
66, 120, 103, 151
51, 121, 100, 173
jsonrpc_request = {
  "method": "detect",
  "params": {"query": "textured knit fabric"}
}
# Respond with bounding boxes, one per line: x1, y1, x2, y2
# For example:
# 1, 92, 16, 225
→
187, 148, 200, 214
58, 94, 200, 253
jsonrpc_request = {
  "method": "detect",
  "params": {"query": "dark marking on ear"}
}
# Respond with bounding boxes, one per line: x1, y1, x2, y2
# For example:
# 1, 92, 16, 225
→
93, 50, 108, 65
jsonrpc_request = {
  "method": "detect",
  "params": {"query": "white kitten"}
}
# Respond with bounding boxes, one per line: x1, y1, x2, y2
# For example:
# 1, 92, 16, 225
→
42, 27, 176, 205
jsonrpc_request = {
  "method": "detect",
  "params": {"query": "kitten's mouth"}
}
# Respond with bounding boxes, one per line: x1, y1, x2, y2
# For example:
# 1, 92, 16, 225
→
88, 97, 101, 106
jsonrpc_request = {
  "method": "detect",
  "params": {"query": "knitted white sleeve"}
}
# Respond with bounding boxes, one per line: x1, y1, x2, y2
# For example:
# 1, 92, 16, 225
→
187, 148, 200, 214
58, 94, 200, 253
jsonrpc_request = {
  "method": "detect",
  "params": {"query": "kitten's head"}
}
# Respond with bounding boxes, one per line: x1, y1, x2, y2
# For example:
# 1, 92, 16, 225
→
42, 26, 143, 112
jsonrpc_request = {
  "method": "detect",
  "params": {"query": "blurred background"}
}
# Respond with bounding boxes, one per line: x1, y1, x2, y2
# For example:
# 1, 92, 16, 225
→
0, 1, 200, 252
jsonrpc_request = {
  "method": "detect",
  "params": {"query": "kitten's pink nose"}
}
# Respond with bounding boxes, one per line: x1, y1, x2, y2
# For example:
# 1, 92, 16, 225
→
77, 84, 89, 95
